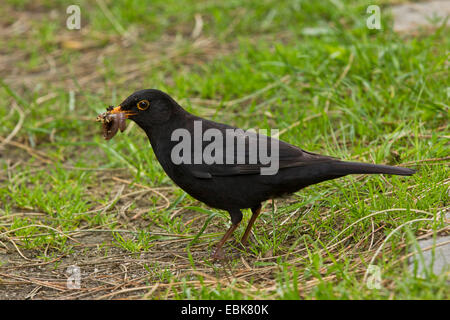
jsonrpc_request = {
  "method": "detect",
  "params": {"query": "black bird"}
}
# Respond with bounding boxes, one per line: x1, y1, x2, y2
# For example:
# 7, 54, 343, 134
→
104, 89, 415, 259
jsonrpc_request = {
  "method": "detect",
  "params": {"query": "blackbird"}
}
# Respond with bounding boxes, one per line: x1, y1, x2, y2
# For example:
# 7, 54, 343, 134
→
101, 89, 416, 259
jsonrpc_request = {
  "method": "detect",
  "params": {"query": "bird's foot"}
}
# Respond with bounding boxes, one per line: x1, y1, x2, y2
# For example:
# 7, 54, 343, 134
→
211, 247, 226, 261
211, 245, 244, 261
211, 244, 253, 262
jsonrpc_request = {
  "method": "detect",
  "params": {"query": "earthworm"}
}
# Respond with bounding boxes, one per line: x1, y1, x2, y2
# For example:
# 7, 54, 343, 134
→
116, 112, 126, 132
96, 110, 127, 140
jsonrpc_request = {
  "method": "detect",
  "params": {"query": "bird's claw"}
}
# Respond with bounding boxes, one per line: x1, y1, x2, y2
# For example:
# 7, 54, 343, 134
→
211, 247, 226, 261
211, 243, 250, 261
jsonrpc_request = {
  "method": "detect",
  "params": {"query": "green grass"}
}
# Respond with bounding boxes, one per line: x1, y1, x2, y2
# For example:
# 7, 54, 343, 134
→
0, 0, 448, 299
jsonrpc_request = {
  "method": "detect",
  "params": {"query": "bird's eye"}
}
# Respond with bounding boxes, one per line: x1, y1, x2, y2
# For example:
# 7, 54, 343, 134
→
137, 100, 150, 110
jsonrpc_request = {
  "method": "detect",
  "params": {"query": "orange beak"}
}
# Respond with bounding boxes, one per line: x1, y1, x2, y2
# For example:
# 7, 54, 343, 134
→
109, 106, 136, 118
110, 106, 124, 114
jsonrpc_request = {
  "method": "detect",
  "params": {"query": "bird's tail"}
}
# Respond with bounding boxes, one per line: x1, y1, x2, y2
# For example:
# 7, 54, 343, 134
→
328, 161, 416, 176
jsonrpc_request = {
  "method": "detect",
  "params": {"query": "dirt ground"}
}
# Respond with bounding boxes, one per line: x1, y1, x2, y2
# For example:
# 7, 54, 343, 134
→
0, 231, 223, 299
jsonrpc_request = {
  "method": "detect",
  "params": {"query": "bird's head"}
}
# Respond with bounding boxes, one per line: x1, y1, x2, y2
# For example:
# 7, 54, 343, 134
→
109, 89, 179, 128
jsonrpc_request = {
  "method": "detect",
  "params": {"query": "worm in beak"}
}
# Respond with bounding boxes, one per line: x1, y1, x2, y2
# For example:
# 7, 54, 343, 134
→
96, 107, 127, 140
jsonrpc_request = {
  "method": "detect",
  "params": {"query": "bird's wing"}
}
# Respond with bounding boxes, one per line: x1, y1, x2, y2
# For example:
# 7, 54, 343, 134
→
184, 122, 336, 179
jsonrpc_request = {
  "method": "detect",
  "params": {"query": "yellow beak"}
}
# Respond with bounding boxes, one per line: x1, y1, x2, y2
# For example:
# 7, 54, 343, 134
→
109, 106, 137, 118
110, 106, 123, 114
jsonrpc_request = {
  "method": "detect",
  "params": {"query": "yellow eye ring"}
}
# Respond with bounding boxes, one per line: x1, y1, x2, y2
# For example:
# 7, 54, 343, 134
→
137, 100, 150, 110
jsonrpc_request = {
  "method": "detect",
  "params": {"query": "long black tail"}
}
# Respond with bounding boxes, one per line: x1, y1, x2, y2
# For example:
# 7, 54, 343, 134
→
329, 161, 416, 176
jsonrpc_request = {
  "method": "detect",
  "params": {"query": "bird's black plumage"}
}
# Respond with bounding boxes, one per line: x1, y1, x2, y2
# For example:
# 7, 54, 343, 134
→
108, 89, 416, 259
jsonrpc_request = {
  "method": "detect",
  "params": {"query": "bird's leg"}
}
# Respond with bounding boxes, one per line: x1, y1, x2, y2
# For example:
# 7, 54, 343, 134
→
212, 209, 242, 260
212, 224, 239, 260
240, 204, 262, 245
